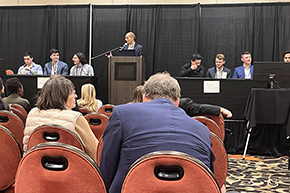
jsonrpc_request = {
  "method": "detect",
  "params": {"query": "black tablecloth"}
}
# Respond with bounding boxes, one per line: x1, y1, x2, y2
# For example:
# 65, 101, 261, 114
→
244, 88, 290, 137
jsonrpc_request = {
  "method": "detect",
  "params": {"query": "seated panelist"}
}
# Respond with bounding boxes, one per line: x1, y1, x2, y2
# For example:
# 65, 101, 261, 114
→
70, 52, 94, 76
17, 52, 43, 75
206, 54, 231, 79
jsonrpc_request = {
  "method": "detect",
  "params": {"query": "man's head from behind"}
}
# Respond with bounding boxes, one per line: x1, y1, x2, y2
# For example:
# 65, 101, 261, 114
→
6, 77, 24, 96
283, 50, 290, 63
190, 54, 203, 66
143, 72, 181, 106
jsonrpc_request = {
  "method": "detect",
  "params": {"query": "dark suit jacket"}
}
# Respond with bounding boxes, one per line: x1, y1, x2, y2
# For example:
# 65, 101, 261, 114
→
232, 65, 253, 79
124, 42, 143, 56
206, 66, 232, 78
180, 62, 205, 77
179, 98, 220, 117
100, 98, 215, 193
44, 60, 69, 75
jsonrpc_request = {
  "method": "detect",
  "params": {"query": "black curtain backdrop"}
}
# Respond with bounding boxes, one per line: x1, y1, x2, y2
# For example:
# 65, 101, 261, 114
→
1, 3, 290, 103
1, 3, 290, 156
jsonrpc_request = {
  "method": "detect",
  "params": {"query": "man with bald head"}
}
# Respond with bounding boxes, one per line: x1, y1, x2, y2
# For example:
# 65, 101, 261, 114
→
123, 32, 143, 56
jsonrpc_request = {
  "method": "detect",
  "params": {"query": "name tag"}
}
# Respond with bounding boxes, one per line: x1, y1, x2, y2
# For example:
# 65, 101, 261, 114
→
222, 72, 227, 79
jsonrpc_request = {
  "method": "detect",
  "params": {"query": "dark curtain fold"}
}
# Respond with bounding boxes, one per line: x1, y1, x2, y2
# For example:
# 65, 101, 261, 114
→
0, 5, 90, 75
92, 5, 127, 103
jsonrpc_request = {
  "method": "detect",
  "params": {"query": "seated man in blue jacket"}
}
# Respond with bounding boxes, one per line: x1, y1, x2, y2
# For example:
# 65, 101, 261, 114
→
232, 51, 253, 79
100, 72, 215, 193
44, 48, 68, 76
206, 54, 232, 79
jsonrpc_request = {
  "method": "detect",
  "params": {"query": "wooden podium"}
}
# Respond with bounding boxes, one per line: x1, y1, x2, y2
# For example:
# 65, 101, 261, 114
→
108, 56, 145, 105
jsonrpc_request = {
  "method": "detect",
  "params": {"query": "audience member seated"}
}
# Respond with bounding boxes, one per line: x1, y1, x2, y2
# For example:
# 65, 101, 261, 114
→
77, 83, 102, 112
206, 54, 232, 79
70, 52, 94, 76
3, 77, 31, 113
232, 51, 253, 79
23, 75, 98, 162
17, 52, 43, 75
0, 78, 10, 111
129, 85, 144, 103
180, 53, 205, 77
100, 72, 215, 193
130, 85, 232, 118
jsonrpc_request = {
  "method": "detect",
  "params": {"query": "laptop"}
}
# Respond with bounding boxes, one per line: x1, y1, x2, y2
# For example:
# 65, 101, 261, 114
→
116, 50, 136, 56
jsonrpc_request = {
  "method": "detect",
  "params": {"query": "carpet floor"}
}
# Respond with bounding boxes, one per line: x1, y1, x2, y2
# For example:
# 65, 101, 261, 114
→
225, 155, 290, 193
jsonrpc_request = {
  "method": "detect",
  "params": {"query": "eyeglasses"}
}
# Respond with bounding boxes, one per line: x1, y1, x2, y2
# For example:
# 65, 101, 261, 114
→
71, 90, 76, 95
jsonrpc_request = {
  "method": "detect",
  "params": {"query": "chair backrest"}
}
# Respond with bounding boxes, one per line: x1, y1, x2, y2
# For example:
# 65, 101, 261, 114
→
210, 132, 228, 189
97, 104, 114, 117
15, 142, 107, 193
79, 106, 94, 116
0, 125, 22, 191
121, 151, 221, 193
193, 116, 224, 141
84, 113, 109, 140
10, 107, 26, 125
201, 114, 225, 142
0, 110, 25, 150
6, 69, 14, 75
10, 104, 28, 118
96, 134, 104, 166
27, 124, 85, 152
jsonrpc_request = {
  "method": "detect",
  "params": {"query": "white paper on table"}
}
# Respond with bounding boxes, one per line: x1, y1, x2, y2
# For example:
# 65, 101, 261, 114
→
37, 77, 49, 89
203, 81, 220, 93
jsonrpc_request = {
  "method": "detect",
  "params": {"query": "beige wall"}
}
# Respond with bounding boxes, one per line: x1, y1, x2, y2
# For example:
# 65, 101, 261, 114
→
1, 0, 290, 6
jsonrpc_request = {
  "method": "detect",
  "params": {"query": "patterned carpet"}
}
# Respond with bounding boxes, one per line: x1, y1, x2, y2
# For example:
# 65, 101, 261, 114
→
225, 155, 290, 193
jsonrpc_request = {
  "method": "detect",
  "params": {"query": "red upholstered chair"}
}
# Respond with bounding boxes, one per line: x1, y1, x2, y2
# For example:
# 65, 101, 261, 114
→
0, 125, 22, 191
210, 132, 228, 189
0, 110, 25, 150
84, 113, 109, 140
10, 107, 26, 125
121, 151, 221, 193
79, 106, 94, 116
98, 104, 114, 117
6, 69, 14, 75
96, 134, 104, 166
10, 104, 28, 118
201, 113, 225, 142
15, 142, 107, 193
27, 124, 85, 152
193, 116, 224, 141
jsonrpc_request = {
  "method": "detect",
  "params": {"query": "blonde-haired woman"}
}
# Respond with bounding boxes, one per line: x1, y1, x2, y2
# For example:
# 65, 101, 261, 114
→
77, 83, 102, 112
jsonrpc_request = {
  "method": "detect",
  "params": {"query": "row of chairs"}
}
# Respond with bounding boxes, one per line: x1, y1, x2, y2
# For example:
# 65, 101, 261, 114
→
192, 114, 228, 189
14, 142, 221, 193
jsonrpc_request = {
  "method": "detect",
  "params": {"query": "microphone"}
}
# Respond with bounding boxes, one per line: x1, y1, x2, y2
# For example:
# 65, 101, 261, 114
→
119, 43, 127, 51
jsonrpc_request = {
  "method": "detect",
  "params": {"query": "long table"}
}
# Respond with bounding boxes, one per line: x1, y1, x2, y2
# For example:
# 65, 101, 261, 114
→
4, 75, 98, 105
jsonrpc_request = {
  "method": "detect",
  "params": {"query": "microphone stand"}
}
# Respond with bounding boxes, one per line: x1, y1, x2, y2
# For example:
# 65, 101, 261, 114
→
91, 46, 121, 60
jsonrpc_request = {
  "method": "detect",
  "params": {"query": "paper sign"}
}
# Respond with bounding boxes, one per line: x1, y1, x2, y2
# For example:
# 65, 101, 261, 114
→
203, 81, 220, 93
37, 77, 49, 89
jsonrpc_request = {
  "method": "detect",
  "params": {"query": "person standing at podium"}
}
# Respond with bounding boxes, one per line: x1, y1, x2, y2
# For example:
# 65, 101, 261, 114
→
17, 52, 43, 75
70, 52, 94, 76
44, 48, 69, 76
122, 32, 143, 56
